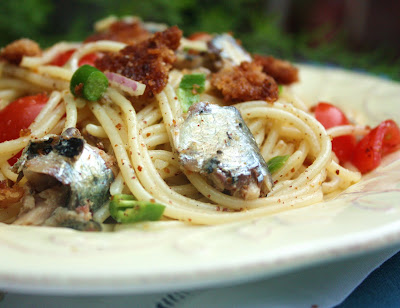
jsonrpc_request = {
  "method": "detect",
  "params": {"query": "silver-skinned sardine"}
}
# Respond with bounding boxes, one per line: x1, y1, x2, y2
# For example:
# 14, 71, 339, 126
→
176, 102, 273, 200
208, 34, 252, 66
12, 128, 115, 229
174, 33, 252, 71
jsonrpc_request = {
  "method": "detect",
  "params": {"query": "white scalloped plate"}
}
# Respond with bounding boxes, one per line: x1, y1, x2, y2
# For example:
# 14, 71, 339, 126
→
1, 65, 400, 295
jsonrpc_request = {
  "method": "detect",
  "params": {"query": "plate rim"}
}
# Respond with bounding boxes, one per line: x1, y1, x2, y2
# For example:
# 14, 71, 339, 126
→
1, 64, 400, 295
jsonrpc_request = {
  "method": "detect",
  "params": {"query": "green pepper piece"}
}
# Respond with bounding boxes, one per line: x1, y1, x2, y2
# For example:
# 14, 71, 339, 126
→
179, 74, 206, 92
70, 65, 108, 101
267, 155, 290, 174
178, 73, 206, 112
109, 194, 165, 224
178, 88, 200, 113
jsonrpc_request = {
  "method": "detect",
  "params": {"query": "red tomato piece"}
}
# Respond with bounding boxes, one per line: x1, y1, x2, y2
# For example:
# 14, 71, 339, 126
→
50, 49, 98, 67
314, 102, 349, 128
352, 120, 400, 173
49, 49, 75, 66
332, 135, 357, 163
0, 93, 48, 165
314, 102, 357, 163
78, 52, 98, 67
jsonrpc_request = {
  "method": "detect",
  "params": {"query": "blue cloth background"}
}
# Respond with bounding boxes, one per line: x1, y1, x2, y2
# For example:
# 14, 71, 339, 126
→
337, 251, 400, 307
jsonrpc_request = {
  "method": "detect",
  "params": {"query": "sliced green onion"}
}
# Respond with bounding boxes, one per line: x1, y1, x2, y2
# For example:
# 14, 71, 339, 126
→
178, 73, 206, 112
109, 194, 165, 224
267, 155, 290, 174
278, 85, 283, 95
70, 64, 108, 101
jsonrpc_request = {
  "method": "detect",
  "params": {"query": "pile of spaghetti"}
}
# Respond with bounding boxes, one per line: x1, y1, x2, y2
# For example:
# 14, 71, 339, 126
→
0, 17, 398, 230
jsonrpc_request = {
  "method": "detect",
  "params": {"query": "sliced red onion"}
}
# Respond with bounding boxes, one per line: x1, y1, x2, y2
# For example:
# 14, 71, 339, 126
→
105, 72, 146, 96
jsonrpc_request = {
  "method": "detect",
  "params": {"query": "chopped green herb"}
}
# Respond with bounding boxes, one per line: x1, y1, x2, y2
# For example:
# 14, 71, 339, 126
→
178, 73, 206, 112
267, 155, 290, 174
70, 64, 108, 101
278, 84, 283, 95
109, 194, 165, 224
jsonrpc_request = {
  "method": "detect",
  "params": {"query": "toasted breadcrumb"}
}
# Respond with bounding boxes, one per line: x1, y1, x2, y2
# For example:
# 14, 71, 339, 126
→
211, 61, 279, 102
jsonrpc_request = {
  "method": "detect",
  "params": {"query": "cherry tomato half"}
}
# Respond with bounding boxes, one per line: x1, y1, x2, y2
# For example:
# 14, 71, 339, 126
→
49, 50, 98, 67
315, 102, 349, 128
352, 120, 400, 173
314, 102, 357, 163
49, 49, 75, 66
78, 52, 99, 67
0, 93, 48, 164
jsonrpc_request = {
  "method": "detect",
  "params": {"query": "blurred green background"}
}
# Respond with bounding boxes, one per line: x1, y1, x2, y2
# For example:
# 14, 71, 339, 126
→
1, 0, 399, 80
